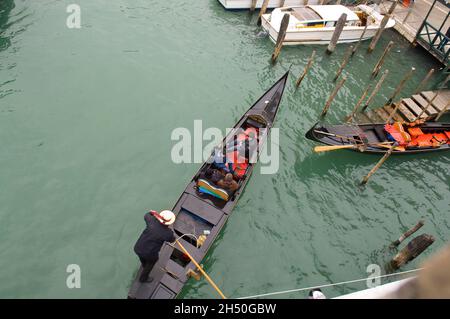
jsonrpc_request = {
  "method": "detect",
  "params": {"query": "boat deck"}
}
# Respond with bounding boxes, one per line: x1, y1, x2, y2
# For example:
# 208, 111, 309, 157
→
380, 0, 450, 65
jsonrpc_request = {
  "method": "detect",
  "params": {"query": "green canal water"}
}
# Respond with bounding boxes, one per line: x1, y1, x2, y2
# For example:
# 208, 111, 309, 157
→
0, 0, 449, 298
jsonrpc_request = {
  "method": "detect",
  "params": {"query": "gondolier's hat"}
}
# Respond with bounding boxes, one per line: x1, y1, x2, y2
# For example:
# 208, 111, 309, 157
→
156, 210, 176, 226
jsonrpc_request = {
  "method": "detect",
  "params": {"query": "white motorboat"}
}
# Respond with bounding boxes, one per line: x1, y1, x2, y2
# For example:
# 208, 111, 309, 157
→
261, 4, 396, 45
217, 0, 320, 10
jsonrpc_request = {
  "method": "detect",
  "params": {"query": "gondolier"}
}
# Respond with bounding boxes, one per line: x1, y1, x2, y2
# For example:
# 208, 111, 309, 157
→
134, 210, 176, 283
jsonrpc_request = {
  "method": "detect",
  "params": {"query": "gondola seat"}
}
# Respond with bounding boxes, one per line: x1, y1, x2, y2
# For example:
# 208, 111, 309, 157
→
410, 134, 439, 148
197, 179, 229, 201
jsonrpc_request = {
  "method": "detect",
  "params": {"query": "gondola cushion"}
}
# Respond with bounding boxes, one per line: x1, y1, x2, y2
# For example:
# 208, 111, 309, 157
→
407, 127, 424, 137
197, 179, 229, 201
412, 134, 439, 147
432, 133, 448, 143
445, 131, 450, 140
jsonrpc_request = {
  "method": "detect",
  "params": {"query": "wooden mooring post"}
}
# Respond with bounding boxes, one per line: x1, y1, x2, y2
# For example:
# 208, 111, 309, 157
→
250, 0, 257, 12
368, 0, 399, 53
419, 74, 450, 121
435, 100, 450, 121
257, 0, 270, 25
271, 13, 290, 64
352, 24, 368, 57
346, 83, 372, 122
390, 234, 435, 270
416, 91, 439, 121
321, 76, 347, 118
334, 45, 353, 82
362, 69, 389, 111
402, 1, 415, 24
391, 221, 425, 248
386, 102, 402, 123
414, 68, 435, 94
361, 143, 395, 185
416, 74, 450, 121
386, 67, 416, 105
296, 50, 316, 88
371, 41, 394, 78
327, 13, 347, 54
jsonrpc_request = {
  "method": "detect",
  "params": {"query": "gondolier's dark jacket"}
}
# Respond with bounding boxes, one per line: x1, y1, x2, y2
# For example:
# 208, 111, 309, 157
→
134, 213, 176, 260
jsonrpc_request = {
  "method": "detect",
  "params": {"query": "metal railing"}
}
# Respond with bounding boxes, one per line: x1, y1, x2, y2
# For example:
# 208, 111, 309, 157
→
417, 21, 450, 64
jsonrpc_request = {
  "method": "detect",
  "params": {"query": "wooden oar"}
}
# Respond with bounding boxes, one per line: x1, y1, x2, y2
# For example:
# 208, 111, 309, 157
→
314, 141, 395, 153
175, 240, 227, 299
374, 143, 405, 151
313, 129, 364, 144
314, 145, 357, 152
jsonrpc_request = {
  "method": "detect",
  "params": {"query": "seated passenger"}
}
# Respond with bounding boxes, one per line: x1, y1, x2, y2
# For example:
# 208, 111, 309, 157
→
212, 147, 231, 173
199, 168, 224, 184
226, 148, 249, 179
217, 173, 239, 192
240, 131, 258, 160
227, 131, 258, 162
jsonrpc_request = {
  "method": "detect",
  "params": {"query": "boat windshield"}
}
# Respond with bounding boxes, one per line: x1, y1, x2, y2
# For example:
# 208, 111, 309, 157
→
288, 7, 322, 22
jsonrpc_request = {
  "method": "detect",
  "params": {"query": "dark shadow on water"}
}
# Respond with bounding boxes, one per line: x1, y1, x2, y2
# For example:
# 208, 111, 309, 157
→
296, 139, 450, 182
177, 221, 229, 299
0, 0, 15, 51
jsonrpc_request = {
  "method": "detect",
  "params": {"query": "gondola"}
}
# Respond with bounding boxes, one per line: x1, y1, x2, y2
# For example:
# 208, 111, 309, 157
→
128, 71, 289, 299
306, 121, 450, 154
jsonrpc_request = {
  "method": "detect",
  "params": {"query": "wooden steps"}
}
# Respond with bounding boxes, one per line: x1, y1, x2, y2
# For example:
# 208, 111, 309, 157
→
421, 91, 448, 113
383, 104, 406, 122
349, 89, 449, 124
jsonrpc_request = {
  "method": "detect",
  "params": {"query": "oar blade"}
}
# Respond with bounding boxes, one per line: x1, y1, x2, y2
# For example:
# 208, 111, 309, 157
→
314, 144, 356, 153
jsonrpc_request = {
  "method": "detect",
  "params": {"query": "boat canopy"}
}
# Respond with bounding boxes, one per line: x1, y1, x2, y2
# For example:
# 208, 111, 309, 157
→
289, 7, 321, 21
308, 5, 359, 22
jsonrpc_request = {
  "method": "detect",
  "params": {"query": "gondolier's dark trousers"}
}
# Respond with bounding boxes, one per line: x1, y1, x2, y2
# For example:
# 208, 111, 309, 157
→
138, 255, 158, 282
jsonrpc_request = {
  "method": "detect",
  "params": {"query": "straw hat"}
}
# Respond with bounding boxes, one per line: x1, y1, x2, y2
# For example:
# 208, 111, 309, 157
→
157, 210, 176, 226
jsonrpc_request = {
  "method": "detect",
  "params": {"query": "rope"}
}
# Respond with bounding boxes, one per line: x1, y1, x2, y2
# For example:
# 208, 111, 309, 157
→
237, 268, 423, 299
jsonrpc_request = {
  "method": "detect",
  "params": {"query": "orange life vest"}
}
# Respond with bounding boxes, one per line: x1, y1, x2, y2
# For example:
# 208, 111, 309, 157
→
226, 150, 248, 178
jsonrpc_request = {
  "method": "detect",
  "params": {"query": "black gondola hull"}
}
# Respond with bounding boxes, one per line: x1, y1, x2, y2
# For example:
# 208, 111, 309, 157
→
306, 122, 450, 155
128, 72, 289, 299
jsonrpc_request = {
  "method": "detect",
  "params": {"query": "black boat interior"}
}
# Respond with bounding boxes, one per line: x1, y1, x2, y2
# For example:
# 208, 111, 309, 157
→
193, 116, 267, 204
313, 123, 450, 152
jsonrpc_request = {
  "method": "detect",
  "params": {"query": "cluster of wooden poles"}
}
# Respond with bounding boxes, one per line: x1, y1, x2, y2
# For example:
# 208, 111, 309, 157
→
321, 67, 448, 185
389, 220, 434, 271
268, 0, 448, 185
267, 0, 401, 63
